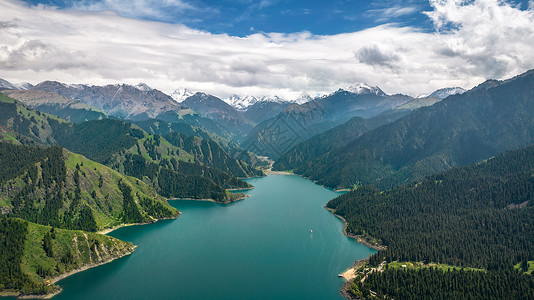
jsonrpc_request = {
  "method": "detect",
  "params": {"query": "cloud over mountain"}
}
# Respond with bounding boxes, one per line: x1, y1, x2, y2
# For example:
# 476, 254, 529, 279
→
1, 0, 533, 99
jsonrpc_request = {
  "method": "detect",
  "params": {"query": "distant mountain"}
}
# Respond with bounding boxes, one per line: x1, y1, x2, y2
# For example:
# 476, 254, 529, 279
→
273, 110, 411, 172
0, 78, 18, 90
181, 92, 254, 137
243, 88, 413, 159
394, 96, 441, 111
2, 89, 107, 123
170, 88, 196, 103
225, 94, 289, 111
341, 82, 387, 97
0, 92, 63, 146
292, 69, 534, 190
242, 100, 292, 124
31, 81, 185, 120
428, 87, 466, 99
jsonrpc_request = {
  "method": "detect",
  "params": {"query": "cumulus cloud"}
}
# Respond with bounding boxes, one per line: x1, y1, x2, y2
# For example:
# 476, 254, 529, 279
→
0, 0, 534, 99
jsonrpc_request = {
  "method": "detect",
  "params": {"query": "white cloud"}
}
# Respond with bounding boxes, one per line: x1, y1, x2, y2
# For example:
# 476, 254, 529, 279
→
73, 0, 197, 21
1, 0, 534, 99
368, 5, 420, 22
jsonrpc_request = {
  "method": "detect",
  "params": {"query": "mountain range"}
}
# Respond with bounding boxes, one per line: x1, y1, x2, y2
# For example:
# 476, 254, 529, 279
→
275, 69, 534, 190
1, 68, 533, 299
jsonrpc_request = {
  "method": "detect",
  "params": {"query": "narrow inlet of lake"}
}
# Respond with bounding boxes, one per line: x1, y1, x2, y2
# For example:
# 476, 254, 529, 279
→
54, 174, 375, 299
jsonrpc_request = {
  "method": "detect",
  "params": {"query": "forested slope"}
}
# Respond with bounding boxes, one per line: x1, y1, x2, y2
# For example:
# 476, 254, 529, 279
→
328, 144, 534, 299
0, 142, 179, 232
297, 70, 534, 190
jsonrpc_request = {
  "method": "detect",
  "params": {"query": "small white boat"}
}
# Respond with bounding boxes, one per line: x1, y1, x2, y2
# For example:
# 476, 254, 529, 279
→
338, 274, 343, 277
310, 229, 313, 233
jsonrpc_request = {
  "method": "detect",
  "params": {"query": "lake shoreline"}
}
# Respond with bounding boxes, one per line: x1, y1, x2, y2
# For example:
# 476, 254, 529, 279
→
324, 207, 386, 251
2, 247, 136, 300
98, 213, 180, 235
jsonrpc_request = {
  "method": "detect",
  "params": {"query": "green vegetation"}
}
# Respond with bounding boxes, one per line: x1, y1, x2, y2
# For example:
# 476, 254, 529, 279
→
1, 95, 260, 202
164, 132, 263, 178
0, 218, 135, 297
347, 267, 534, 299
0, 92, 64, 146
0, 142, 179, 232
329, 145, 534, 268
273, 111, 409, 172
292, 70, 534, 190
329, 144, 534, 299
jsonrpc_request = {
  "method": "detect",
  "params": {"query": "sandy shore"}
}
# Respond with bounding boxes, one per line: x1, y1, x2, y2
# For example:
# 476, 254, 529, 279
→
97, 214, 180, 235
263, 167, 293, 175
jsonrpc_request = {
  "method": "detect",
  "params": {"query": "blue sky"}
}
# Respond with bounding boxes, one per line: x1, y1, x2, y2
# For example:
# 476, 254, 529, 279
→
18, 0, 530, 36
2, 0, 534, 98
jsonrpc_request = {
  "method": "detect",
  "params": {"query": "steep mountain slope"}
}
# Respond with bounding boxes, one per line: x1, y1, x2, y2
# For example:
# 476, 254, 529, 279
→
31, 81, 184, 120
0, 78, 19, 90
225, 94, 289, 111
0, 96, 255, 202
428, 87, 466, 99
0, 92, 63, 146
243, 89, 413, 159
163, 132, 263, 178
2, 90, 107, 123
273, 110, 411, 172
0, 143, 179, 232
133, 119, 265, 169
331, 143, 534, 299
47, 119, 253, 199
181, 92, 254, 137
242, 100, 291, 124
0, 218, 135, 297
299, 69, 534, 190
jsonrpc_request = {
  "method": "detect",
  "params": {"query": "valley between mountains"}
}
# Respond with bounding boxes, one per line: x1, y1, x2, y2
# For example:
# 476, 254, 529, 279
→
1, 70, 534, 299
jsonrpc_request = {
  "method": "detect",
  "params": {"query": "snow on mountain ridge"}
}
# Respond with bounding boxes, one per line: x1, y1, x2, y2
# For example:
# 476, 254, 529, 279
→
342, 83, 387, 96
170, 88, 196, 103
428, 87, 466, 99
135, 82, 152, 92
225, 94, 290, 110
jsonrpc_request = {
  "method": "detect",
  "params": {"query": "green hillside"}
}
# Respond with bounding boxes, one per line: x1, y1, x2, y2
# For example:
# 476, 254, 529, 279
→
294, 70, 534, 190
0, 95, 256, 202
48, 119, 252, 200
0, 218, 135, 297
328, 144, 534, 298
0, 142, 179, 232
2, 89, 108, 123
0, 92, 64, 146
273, 111, 409, 172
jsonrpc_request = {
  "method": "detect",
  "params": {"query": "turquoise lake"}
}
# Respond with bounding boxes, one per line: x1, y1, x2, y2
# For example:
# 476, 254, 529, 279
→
53, 174, 375, 299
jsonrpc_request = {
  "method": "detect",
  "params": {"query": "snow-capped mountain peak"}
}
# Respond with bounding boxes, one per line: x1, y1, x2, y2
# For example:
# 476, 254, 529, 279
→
170, 88, 196, 103
294, 92, 315, 104
343, 83, 387, 96
428, 87, 466, 99
135, 82, 152, 92
226, 94, 259, 110
225, 94, 289, 110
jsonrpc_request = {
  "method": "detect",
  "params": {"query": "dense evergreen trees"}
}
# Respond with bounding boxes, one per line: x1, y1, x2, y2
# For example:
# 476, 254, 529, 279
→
293, 70, 534, 190
1, 142, 178, 232
0, 218, 29, 292
329, 145, 534, 269
330, 145, 534, 299
349, 267, 534, 300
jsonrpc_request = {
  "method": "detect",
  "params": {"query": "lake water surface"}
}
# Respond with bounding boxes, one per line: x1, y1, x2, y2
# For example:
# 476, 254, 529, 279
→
54, 175, 375, 299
